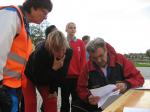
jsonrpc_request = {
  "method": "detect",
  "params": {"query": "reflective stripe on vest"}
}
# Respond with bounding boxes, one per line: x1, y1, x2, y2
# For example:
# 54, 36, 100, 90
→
8, 52, 26, 65
3, 67, 21, 79
3, 52, 26, 80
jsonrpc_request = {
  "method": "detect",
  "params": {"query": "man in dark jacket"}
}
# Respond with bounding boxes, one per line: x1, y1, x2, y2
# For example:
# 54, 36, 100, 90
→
72, 38, 144, 112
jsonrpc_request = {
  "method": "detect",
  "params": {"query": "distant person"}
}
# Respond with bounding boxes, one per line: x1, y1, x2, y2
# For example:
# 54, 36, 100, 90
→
82, 35, 90, 45
23, 30, 72, 112
72, 38, 144, 112
60, 22, 86, 112
82, 35, 90, 61
0, 0, 53, 112
45, 25, 57, 37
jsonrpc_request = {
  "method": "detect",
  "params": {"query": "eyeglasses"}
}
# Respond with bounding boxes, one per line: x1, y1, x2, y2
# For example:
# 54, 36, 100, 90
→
41, 9, 49, 17
91, 48, 107, 62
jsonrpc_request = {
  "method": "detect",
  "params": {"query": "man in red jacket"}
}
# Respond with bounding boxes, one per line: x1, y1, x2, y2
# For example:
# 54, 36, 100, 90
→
60, 22, 86, 112
72, 37, 144, 112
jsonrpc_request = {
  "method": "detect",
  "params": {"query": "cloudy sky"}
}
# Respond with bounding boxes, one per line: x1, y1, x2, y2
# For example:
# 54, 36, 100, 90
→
1, 0, 150, 54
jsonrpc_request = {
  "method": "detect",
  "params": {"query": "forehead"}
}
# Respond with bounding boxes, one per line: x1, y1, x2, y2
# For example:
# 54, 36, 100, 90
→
84, 39, 89, 42
54, 46, 66, 51
67, 23, 76, 28
90, 47, 105, 57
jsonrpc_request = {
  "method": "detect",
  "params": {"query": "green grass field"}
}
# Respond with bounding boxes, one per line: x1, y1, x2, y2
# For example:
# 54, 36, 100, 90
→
135, 62, 150, 67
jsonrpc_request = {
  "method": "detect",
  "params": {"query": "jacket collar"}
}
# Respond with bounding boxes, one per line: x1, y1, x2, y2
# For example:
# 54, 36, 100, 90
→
67, 36, 77, 42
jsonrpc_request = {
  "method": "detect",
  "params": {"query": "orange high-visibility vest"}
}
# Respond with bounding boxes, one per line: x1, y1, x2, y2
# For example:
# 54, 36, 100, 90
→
0, 6, 33, 88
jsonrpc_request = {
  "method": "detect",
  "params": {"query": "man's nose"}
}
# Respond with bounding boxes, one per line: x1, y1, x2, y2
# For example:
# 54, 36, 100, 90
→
97, 57, 102, 63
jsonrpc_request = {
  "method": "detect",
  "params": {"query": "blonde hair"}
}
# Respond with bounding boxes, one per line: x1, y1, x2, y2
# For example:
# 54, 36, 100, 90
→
45, 30, 69, 54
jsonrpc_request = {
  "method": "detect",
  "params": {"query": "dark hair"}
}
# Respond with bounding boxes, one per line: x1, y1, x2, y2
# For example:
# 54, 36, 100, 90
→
23, 0, 53, 13
82, 35, 90, 41
45, 25, 57, 38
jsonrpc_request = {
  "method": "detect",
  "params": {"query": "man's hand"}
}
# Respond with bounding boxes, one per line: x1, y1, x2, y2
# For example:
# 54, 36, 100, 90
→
52, 55, 65, 71
116, 81, 127, 93
88, 95, 100, 105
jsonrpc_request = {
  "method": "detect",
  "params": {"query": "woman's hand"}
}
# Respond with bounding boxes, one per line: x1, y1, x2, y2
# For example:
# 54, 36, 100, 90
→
52, 55, 65, 71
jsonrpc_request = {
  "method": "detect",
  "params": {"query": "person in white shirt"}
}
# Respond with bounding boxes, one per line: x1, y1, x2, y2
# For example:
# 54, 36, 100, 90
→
0, 0, 53, 111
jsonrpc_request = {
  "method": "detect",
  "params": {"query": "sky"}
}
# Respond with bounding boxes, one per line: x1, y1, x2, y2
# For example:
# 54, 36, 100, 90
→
1, 0, 150, 54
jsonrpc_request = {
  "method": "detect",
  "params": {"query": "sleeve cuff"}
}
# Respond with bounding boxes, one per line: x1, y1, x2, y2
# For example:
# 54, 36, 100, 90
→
124, 81, 131, 90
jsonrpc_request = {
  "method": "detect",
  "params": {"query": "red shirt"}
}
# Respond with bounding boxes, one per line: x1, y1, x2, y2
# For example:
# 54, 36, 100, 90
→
67, 38, 86, 78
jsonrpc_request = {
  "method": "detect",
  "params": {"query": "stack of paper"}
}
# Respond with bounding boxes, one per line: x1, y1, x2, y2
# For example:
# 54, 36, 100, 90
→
123, 107, 150, 112
90, 84, 120, 107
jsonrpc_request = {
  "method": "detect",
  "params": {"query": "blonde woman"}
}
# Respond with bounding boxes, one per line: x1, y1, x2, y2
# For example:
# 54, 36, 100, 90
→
22, 30, 72, 112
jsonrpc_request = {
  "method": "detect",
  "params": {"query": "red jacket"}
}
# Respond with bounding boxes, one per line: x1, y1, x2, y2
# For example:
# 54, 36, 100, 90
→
77, 43, 144, 101
67, 39, 86, 78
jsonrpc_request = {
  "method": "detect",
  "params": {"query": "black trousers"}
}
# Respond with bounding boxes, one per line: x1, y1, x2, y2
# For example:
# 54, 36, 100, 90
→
60, 77, 78, 112
0, 87, 12, 112
72, 99, 102, 112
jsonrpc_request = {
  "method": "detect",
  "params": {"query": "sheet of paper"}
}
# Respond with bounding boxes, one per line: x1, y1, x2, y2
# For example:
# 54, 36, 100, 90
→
97, 89, 120, 108
135, 86, 150, 90
90, 84, 120, 108
123, 107, 150, 112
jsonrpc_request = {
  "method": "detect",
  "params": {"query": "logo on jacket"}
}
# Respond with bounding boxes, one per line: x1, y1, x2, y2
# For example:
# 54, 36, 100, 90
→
77, 46, 80, 52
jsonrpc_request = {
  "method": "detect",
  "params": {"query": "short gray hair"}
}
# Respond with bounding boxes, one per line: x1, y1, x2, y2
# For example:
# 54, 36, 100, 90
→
66, 22, 76, 30
86, 37, 106, 53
